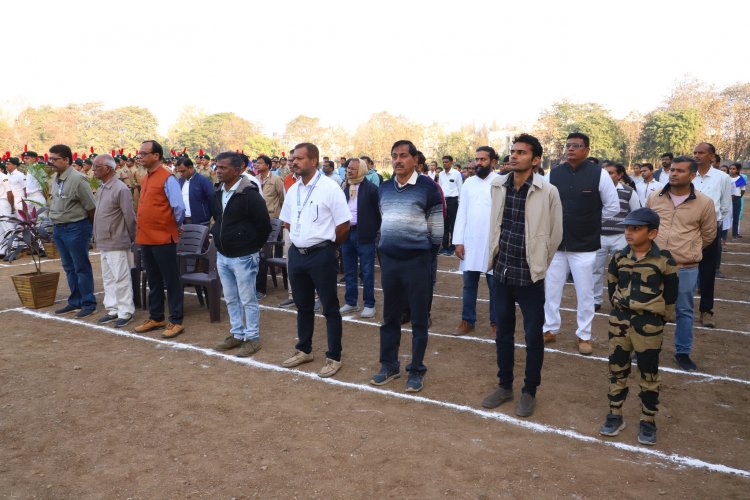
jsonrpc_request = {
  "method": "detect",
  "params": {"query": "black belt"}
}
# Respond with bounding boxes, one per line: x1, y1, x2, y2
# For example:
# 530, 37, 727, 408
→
294, 241, 333, 255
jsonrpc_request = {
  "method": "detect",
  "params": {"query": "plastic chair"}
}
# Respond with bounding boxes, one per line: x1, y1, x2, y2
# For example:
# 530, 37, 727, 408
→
180, 235, 222, 322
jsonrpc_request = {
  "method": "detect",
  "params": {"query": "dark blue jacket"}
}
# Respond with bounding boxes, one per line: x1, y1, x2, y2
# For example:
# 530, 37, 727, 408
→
343, 178, 381, 244
178, 172, 215, 225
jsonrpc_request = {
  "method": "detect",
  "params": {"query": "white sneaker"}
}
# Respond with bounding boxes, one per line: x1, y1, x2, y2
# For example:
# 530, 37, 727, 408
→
360, 306, 376, 318
340, 303, 359, 314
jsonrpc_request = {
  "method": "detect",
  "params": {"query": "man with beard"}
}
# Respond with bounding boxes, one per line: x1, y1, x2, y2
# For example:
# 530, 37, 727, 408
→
453, 146, 500, 337
653, 152, 672, 182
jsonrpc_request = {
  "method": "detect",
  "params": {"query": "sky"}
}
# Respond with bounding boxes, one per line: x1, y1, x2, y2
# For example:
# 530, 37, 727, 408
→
4, 0, 750, 136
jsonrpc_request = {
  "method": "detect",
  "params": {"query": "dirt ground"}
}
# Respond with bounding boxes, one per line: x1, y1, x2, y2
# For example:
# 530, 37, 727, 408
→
1, 224, 750, 497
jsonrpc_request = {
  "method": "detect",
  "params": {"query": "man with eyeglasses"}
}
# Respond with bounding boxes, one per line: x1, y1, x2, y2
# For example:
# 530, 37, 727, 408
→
543, 133, 619, 355
48, 144, 98, 318
133, 140, 187, 339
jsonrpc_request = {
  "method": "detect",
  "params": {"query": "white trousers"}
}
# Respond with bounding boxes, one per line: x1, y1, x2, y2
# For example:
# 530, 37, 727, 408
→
543, 250, 597, 340
592, 233, 626, 305
0, 200, 12, 255
101, 250, 135, 317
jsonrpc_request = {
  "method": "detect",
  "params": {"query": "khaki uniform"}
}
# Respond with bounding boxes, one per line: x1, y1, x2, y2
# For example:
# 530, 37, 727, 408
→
606, 242, 678, 422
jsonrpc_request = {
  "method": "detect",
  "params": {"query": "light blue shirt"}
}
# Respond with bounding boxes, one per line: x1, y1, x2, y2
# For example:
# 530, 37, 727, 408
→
163, 175, 186, 226
221, 180, 240, 211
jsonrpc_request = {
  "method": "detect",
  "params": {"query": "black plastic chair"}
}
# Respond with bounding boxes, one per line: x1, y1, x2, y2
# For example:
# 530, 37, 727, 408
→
180, 235, 222, 322
258, 218, 284, 293
264, 222, 288, 291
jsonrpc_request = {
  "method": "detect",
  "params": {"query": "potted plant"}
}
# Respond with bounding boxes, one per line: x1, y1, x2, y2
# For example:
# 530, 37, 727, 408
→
0, 200, 60, 308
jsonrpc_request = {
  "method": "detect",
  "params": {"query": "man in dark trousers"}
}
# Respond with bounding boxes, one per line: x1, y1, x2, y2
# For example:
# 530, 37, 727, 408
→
480, 134, 562, 417
279, 143, 351, 378
133, 140, 186, 339
372, 140, 444, 393
176, 156, 215, 226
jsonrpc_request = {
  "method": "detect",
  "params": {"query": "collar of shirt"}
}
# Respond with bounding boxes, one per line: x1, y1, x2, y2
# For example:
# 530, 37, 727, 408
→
57, 166, 73, 182
396, 170, 419, 188
222, 180, 240, 196
626, 241, 662, 261
503, 172, 533, 190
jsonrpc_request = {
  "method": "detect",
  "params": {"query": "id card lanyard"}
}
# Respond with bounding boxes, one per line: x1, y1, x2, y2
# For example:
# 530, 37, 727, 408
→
294, 172, 322, 236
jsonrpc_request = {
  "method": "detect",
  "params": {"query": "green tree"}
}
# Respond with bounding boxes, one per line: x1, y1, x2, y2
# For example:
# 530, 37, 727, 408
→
720, 83, 750, 160
352, 111, 423, 164
533, 101, 625, 162
436, 130, 474, 164
284, 115, 327, 148
639, 110, 703, 159
173, 112, 261, 155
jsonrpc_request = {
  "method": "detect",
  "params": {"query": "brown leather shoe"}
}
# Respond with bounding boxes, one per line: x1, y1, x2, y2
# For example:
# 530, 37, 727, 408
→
577, 339, 593, 355
162, 323, 185, 339
543, 332, 556, 344
134, 318, 166, 333
700, 311, 715, 328
453, 320, 475, 336
236, 340, 262, 357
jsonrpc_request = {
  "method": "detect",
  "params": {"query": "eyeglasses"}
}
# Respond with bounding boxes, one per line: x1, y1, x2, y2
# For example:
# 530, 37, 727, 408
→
48, 156, 63, 162
138, 151, 154, 156
564, 143, 587, 150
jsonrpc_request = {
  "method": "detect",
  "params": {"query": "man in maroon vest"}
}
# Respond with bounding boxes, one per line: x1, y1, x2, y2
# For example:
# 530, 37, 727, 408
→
133, 140, 186, 338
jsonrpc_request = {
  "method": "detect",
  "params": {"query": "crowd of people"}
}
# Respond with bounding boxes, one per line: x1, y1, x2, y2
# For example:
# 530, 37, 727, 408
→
0, 133, 747, 447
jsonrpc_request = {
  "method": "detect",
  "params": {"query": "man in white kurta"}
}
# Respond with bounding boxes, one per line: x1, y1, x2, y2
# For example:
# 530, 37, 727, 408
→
452, 147, 500, 337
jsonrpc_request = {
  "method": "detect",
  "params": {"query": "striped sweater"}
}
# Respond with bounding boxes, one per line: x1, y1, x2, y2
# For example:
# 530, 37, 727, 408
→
378, 175, 444, 257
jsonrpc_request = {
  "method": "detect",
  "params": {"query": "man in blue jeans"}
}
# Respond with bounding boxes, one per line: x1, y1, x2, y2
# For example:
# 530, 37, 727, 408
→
481, 134, 562, 417
210, 152, 271, 357
47, 144, 98, 318
453, 146, 500, 337
647, 156, 717, 371
340, 158, 381, 319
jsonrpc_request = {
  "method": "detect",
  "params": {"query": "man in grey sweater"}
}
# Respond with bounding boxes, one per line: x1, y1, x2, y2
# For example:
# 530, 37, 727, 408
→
93, 154, 137, 328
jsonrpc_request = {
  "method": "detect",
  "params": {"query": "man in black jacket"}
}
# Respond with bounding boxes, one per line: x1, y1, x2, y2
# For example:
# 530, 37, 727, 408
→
210, 152, 272, 357
340, 158, 381, 318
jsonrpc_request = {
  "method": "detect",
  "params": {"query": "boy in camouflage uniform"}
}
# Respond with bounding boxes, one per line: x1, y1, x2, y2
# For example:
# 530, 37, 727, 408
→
599, 208, 678, 446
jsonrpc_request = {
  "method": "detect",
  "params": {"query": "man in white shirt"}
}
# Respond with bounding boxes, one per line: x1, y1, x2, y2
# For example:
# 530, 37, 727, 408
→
453, 146, 499, 337
5, 157, 26, 211
692, 142, 733, 328
636, 163, 664, 206
22, 151, 47, 207
279, 142, 351, 378
323, 160, 343, 187
652, 153, 672, 182
543, 133, 620, 355
437, 155, 463, 256
0, 171, 13, 257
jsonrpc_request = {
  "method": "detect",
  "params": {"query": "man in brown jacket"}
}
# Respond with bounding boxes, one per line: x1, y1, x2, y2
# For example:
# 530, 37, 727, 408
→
93, 154, 137, 328
646, 156, 716, 371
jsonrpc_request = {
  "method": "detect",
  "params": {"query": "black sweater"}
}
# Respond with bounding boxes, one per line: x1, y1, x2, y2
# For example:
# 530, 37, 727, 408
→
210, 177, 272, 257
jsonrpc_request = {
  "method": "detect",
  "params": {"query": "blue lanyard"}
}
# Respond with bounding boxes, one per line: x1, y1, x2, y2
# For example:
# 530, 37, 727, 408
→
296, 172, 322, 223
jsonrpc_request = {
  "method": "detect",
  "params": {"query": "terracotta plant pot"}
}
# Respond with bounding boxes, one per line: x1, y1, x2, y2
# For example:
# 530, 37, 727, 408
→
11, 271, 60, 309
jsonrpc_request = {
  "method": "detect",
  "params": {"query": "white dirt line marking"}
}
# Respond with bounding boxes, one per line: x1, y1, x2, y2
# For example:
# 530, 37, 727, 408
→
260, 302, 750, 387
721, 262, 750, 267
334, 283, 750, 336
8, 307, 750, 479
